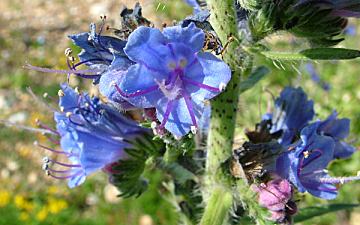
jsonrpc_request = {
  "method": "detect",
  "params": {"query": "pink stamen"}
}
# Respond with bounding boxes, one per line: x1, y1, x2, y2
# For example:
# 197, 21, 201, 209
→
182, 91, 197, 127
159, 100, 175, 128
114, 83, 158, 98
36, 121, 59, 135
24, 64, 101, 75
182, 77, 220, 92
48, 159, 81, 168
73, 59, 109, 68
45, 135, 60, 145
37, 144, 71, 155
48, 168, 72, 174
49, 171, 82, 180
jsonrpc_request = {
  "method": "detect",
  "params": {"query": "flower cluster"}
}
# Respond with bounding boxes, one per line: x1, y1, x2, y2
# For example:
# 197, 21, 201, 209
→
269, 87, 356, 197
68, 19, 230, 137
255, 87, 357, 199
38, 84, 148, 188
241, 86, 359, 222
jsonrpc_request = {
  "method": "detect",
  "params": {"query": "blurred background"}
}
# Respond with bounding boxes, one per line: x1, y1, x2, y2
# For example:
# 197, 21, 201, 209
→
0, 0, 359, 224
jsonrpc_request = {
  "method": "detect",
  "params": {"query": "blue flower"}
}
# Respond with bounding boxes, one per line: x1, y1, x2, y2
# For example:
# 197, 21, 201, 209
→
276, 123, 338, 199
317, 111, 356, 159
268, 87, 315, 145
42, 84, 148, 188
68, 23, 135, 109
111, 23, 231, 137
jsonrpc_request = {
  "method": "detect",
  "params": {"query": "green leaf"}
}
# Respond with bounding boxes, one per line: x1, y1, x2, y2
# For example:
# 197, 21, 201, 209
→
261, 48, 360, 61
294, 204, 360, 223
239, 66, 270, 93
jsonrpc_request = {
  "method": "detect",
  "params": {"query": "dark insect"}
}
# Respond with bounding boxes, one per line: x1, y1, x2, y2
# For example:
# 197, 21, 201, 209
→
245, 119, 283, 144
231, 141, 282, 183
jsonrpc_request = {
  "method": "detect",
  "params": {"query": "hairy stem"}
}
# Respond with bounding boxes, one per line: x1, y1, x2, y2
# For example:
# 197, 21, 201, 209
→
202, 0, 245, 224
200, 187, 233, 225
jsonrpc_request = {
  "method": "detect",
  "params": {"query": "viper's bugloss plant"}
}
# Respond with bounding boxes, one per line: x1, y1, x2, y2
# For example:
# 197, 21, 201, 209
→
39, 84, 150, 188
13, 1, 360, 225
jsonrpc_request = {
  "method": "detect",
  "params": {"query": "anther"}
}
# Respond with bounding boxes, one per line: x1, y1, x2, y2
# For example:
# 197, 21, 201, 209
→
45, 170, 50, 176
42, 163, 49, 171
60, 107, 65, 112
303, 151, 310, 158
151, 121, 157, 129
66, 112, 72, 117
219, 82, 227, 91
58, 89, 65, 97
65, 48, 72, 56
43, 92, 48, 98
68, 56, 75, 62
74, 87, 80, 94
191, 126, 198, 134
43, 156, 50, 164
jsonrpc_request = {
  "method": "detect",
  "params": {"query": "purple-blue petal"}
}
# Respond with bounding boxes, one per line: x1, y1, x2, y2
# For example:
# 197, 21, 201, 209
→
118, 64, 163, 108
318, 111, 350, 140
124, 26, 170, 72
59, 83, 80, 110
156, 97, 204, 137
334, 141, 356, 159
163, 23, 205, 53
186, 52, 231, 101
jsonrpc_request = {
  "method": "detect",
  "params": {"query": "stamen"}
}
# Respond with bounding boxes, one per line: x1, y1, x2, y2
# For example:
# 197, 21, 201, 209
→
35, 119, 59, 135
219, 82, 227, 91
182, 91, 197, 127
182, 77, 220, 92
64, 48, 72, 56
113, 83, 158, 98
47, 158, 81, 168
48, 172, 79, 180
47, 167, 73, 174
34, 141, 71, 155
319, 176, 360, 184
191, 126, 198, 134
58, 89, 65, 97
159, 100, 175, 128
73, 58, 110, 68
301, 149, 323, 169
24, 64, 101, 75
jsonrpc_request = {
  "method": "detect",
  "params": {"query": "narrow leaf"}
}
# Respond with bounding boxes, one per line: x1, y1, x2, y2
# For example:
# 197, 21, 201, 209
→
294, 203, 360, 223
261, 48, 360, 61
239, 66, 270, 93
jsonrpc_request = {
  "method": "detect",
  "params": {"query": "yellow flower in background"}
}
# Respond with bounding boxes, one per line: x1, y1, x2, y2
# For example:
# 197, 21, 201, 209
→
14, 195, 26, 209
19, 212, 30, 221
14, 194, 34, 211
36, 207, 48, 221
47, 198, 68, 214
0, 190, 10, 207
47, 186, 59, 195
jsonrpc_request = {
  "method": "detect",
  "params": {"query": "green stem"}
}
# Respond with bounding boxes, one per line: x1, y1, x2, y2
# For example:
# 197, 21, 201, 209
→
205, 0, 243, 185
202, 0, 246, 224
200, 187, 233, 225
